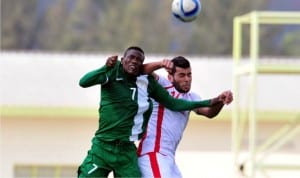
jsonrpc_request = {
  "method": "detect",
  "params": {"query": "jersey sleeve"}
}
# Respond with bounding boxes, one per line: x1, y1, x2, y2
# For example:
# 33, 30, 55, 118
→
148, 76, 211, 111
79, 61, 120, 87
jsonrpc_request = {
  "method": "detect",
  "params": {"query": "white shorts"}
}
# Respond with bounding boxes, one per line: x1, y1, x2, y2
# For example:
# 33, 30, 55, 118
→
138, 152, 182, 178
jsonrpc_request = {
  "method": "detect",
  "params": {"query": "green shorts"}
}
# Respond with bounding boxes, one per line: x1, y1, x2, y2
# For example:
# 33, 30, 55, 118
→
78, 139, 141, 178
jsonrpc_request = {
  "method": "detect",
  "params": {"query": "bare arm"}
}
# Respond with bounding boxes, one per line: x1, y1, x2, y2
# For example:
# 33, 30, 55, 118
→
193, 90, 233, 118
143, 59, 173, 80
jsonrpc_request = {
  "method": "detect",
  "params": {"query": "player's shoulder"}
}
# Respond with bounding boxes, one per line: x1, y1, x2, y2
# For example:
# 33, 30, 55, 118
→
187, 91, 202, 101
137, 74, 157, 85
109, 61, 122, 78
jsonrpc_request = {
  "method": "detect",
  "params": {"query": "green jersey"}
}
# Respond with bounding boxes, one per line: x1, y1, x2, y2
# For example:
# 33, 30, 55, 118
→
79, 61, 210, 142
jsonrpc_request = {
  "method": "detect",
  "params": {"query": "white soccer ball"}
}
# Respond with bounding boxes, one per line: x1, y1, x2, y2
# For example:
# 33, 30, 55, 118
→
172, 0, 201, 22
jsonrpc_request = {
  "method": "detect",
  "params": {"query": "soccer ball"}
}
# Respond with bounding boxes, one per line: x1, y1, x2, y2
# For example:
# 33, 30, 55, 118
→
172, 0, 201, 22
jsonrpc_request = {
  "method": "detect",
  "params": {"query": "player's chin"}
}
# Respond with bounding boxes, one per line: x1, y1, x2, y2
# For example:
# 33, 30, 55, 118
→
185, 85, 191, 90
128, 69, 140, 76
182, 87, 190, 93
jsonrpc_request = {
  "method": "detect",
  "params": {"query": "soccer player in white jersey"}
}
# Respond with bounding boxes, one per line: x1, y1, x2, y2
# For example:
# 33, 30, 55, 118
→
137, 56, 233, 178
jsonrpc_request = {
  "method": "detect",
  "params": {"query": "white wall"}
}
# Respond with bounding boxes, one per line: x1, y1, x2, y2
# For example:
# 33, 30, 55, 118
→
1, 52, 300, 110
1, 52, 300, 178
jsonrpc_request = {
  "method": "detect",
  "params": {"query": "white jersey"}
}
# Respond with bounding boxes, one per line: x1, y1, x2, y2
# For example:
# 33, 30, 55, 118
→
138, 75, 201, 156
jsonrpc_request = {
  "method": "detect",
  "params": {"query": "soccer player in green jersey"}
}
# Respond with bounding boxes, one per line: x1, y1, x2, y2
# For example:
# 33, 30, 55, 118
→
77, 46, 215, 178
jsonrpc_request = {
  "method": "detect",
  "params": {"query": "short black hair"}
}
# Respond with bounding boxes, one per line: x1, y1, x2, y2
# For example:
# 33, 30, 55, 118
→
170, 56, 190, 74
124, 46, 144, 57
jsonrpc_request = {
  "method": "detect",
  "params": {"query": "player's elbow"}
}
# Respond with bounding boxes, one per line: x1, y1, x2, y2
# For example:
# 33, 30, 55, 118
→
206, 114, 217, 119
208, 111, 222, 119
79, 80, 89, 88
196, 111, 218, 119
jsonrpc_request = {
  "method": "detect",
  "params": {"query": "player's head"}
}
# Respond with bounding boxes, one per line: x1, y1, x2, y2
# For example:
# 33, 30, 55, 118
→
168, 56, 192, 93
121, 46, 145, 76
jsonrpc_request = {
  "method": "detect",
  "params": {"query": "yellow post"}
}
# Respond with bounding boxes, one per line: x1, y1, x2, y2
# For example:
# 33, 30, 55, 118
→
232, 11, 300, 178
248, 11, 259, 178
232, 17, 241, 173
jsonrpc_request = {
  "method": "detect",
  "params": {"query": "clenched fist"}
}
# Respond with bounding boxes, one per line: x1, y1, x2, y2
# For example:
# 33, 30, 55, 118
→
106, 55, 118, 68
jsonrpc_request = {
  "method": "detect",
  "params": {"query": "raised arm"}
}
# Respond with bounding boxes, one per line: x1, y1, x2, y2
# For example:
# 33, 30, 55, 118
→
149, 76, 212, 111
79, 55, 118, 87
143, 59, 173, 80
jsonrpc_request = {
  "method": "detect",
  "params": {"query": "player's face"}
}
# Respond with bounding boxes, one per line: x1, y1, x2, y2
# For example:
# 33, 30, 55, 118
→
169, 66, 192, 93
121, 49, 145, 76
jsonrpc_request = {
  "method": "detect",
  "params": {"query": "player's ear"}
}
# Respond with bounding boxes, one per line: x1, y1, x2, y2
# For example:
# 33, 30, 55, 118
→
120, 57, 124, 64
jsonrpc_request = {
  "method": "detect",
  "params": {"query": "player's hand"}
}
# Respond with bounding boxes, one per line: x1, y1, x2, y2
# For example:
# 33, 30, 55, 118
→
161, 59, 173, 74
106, 55, 118, 68
218, 90, 233, 105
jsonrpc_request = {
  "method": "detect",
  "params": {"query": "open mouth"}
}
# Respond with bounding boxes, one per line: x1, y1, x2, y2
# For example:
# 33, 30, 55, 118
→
129, 64, 138, 71
183, 84, 191, 89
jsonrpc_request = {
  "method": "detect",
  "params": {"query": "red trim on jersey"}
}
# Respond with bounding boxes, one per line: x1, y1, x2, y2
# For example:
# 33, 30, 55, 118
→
137, 130, 147, 156
170, 90, 181, 99
149, 153, 161, 177
164, 85, 173, 89
154, 104, 164, 152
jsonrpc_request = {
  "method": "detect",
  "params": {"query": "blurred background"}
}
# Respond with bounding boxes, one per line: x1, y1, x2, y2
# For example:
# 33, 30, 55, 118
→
1, 0, 300, 56
1, 0, 300, 178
